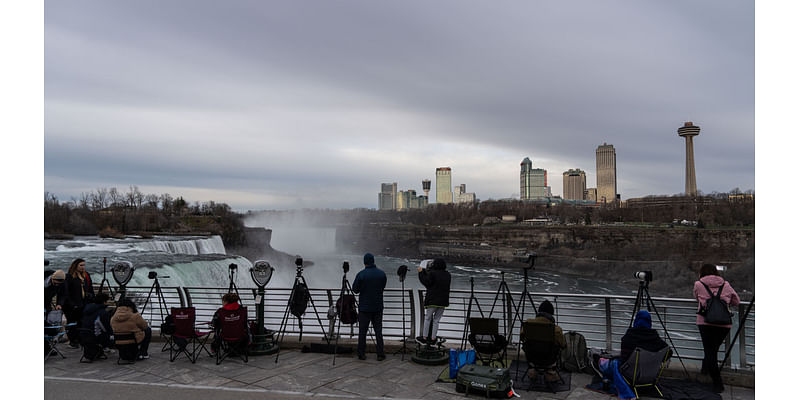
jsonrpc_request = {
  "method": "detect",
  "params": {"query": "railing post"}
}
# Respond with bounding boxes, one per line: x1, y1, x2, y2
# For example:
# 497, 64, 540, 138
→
605, 297, 613, 352
182, 287, 192, 308
723, 329, 732, 368
739, 303, 748, 368
408, 288, 416, 341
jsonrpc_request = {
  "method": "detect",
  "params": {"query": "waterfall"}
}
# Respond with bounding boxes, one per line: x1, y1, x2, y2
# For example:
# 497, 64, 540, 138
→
136, 235, 226, 255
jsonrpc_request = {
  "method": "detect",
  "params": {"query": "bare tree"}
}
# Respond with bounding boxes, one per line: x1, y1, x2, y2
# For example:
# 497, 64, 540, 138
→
108, 187, 122, 207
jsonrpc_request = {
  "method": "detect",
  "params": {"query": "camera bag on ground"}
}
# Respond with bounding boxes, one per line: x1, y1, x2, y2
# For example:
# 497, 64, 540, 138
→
699, 282, 732, 325
161, 314, 175, 335
455, 364, 514, 398
336, 294, 358, 325
561, 330, 589, 373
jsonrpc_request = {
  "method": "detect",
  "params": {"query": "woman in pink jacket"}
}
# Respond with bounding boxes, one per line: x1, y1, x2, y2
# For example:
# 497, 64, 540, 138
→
693, 264, 740, 393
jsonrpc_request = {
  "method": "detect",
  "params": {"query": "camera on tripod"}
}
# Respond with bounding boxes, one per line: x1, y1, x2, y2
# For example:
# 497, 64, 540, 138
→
524, 252, 537, 269
148, 271, 158, 279
229, 263, 238, 271
295, 257, 303, 267
342, 261, 349, 273
634, 271, 653, 282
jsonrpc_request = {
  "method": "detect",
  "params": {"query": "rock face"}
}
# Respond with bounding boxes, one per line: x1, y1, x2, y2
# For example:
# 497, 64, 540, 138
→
227, 227, 300, 270
336, 224, 755, 296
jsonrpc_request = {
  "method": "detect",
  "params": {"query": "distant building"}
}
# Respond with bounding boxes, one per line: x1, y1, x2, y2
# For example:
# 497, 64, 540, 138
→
585, 188, 598, 202
677, 121, 700, 197
397, 189, 427, 210
596, 143, 617, 204
422, 179, 431, 198
436, 167, 453, 204
454, 184, 476, 204
520, 157, 550, 200
563, 169, 587, 200
378, 182, 397, 210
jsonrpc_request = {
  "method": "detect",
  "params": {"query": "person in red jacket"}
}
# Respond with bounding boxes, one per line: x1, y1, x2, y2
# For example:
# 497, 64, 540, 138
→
211, 293, 243, 353
693, 264, 740, 393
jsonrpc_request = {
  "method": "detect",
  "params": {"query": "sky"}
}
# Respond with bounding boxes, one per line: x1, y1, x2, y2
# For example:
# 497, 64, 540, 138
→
42, 0, 755, 211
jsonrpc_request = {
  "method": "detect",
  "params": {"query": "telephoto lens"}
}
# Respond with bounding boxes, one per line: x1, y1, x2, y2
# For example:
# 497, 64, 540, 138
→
633, 271, 653, 282
229, 263, 238, 270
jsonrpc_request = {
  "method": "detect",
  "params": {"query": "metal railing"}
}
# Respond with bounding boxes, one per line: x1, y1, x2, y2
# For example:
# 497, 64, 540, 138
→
115, 284, 754, 370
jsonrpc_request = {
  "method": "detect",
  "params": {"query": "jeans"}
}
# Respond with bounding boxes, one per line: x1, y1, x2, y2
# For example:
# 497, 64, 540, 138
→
422, 307, 445, 339
357, 311, 384, 357
698, 325, 729, 387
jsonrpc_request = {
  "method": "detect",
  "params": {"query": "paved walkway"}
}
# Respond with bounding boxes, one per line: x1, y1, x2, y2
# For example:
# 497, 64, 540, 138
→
45, 342, 755, 400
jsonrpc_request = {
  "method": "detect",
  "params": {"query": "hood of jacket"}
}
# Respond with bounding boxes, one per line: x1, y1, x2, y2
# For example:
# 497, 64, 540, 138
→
699, 275, 725, 289
112, 306, 134, 322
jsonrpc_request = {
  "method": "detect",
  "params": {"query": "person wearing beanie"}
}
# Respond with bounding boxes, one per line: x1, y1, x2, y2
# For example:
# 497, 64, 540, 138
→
521, 299, 566, 382
352, 252, 387, 361
417, 258, 451, 344
45, 269, 67, 312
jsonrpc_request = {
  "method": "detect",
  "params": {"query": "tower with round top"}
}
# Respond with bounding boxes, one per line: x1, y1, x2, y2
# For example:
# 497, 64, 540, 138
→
677, 121, 700, 197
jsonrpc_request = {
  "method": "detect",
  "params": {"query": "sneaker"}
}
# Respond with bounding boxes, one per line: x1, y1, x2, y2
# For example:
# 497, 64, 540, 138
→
415, 336, 427, 345
377, 354, 386, 361
357, 354, 366, 360
137, 354, 150, 360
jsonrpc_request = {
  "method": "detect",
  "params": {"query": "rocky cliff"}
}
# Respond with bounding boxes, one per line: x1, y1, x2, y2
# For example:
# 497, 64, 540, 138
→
336, 224, 755, 297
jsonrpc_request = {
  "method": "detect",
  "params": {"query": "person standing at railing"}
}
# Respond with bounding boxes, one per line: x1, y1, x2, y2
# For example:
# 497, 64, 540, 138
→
352, 253, 387, 361
693, 263, 740, 394
417, 258, 451, 344
64, 258, 94, 347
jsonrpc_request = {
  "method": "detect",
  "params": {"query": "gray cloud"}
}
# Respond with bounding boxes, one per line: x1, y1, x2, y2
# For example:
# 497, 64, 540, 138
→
44, 0, 754, 210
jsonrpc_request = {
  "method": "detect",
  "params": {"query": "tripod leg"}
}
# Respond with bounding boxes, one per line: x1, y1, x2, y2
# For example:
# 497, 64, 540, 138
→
644, 289, 689, 379
720, 297, 754, 368
275, 285, 297, 363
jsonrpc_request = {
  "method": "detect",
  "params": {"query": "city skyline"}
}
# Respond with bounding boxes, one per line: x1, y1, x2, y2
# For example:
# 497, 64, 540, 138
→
41, 1, 754, 211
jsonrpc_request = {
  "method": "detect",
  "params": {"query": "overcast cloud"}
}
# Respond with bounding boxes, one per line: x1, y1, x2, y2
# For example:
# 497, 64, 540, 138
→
44, 0, 754, 210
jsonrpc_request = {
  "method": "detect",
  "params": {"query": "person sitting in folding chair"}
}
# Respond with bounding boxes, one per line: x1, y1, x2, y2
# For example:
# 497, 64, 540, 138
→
590, 310, 670, 400
80, 293, 113, 350
211, 293, 249, 364
521, 300, 566, 384
111, 299, 152, 361
467, 317, 508, 367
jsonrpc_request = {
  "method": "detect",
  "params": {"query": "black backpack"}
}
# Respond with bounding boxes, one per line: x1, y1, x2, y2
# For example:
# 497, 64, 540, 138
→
160, 314, 175, 335
699, 282, 732, 325
290, 281, 310, 318
560, 331, 589, 372
336, 294, 358, 325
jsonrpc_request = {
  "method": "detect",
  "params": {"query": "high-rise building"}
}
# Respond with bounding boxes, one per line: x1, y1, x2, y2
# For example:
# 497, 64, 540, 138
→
596, 143, 617, 204
520, 157, 551, 200
454, 184, 476, 204
520, 157, 533, 200
585, 188, 597, 202
436, 167, 453, 204
378, 182, 397, 210
563, 169, 587, 200
677, 121, 700, 197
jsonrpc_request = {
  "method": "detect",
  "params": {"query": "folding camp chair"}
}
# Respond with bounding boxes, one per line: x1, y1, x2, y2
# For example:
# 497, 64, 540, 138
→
113, 332, 138, 365
619, 346, 671, 399
214, 306, 249, 365
467, 317, 508, 367
169, 307, 212, 363
521, 321, 565, 392
45, 309, 73, 361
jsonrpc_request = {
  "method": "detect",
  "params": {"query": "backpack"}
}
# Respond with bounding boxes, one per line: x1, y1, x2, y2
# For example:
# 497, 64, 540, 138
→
455, 364, 514, 398
160, 314, 175, 335
699, 282, 732, 325
290, 281, 310, 318
336, 294, 358, 325
560, 331, 589, 372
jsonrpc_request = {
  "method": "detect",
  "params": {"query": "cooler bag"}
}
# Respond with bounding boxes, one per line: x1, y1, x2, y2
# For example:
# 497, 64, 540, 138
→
455, 364, 513, 398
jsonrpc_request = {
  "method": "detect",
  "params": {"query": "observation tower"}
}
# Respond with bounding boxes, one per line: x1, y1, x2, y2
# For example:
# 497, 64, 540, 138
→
677, 121, 700, 197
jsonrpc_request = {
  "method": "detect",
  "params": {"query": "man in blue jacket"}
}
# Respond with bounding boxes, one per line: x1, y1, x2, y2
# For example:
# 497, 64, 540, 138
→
352, 253, 387, 360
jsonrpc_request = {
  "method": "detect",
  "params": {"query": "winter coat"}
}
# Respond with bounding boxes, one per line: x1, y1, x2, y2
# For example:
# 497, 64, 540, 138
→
419, 265, 451, 308
111, 306, 149, 344
619, 327, 668, 362
522, 313, 566, 349
693, 275, 740, 328
212, 302, 242, 330
81, 303, 112, 337
44, 280, 66, 312
352, 264, 387, 312
64, 272, 94, 311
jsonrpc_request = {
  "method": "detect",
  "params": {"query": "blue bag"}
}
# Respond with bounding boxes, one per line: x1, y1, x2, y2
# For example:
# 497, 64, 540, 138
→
449, 349, 476, 378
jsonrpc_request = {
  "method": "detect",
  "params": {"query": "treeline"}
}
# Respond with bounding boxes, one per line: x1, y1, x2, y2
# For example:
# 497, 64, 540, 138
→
248, 190, 754, 228
44, 186, 246, 246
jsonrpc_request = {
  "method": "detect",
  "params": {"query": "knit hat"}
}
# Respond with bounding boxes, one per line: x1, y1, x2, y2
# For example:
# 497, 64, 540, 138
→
538, 299, 554, 315
633, 310, 652, 329
363, 253, 375, 266
51, 270, 65, 281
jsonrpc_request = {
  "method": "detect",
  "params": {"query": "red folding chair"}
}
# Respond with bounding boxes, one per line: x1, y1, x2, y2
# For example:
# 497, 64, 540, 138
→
169, 307, 212, 363
214, 306, 249, 365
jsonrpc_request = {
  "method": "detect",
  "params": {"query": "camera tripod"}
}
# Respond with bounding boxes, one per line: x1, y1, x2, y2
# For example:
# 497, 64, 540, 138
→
460, 277, 486, 350
227, 264, 242, 302
274, 265, 329, 363
141, 273, 170, 325
393, 265, 411, 360
511, 260, 539, 375
97, 257, 114, 296
332, 265, 377, 365
630, 278, 689, 378
488, 271, 515, 340
720, 295, 754, 369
